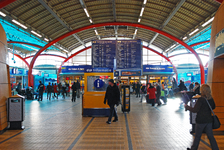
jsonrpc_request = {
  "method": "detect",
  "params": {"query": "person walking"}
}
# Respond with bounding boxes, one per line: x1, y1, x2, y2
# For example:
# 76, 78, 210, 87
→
104, 79, 120, 124
132, 82, 136, 95
136, 82, 141, 98
178, 80, 187, 91
16, 82, 22, 95
38, 81, 44, 101
193, 82, 200, 95
47, 82, 52, 100
62, 82, 67, 99
71, 82, 77, 102
76, 80, 81, 98
147, 83, 157, 106
185, 84, 219, 150
189, 82, 194, 92
140, 84, 146, 103
156, 83, 162, 106
53, 83, 58, 99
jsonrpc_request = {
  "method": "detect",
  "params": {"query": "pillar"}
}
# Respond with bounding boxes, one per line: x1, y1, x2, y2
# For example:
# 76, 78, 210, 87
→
0, 23, 10, 132
207, 1, 224, 131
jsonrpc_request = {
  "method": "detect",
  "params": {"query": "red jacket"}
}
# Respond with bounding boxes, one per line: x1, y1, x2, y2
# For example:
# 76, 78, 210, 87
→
147, 87, 156, 99
53, 85, 58, 93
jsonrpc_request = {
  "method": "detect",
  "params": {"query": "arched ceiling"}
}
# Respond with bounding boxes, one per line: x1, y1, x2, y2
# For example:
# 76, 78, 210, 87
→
1, 0, 220, 53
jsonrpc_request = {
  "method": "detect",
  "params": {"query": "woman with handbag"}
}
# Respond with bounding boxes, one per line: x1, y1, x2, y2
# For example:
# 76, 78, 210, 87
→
184, 84, 219, 150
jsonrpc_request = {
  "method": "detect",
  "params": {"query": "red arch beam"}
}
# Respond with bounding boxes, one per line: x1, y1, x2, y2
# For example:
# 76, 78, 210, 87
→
25, 54, 66, 60
7, 41, 43, 48
56, 46, 178, 83
9, 52, 29, 67
190, 40, 210, 47
28, 22, 205, 86
0, 0, 17, 9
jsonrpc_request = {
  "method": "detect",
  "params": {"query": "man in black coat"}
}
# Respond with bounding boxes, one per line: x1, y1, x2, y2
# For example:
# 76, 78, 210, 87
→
38, 81, 44, 101
104, 79, 120, 124
156, 83, 162, 106
71, 82, 77, 102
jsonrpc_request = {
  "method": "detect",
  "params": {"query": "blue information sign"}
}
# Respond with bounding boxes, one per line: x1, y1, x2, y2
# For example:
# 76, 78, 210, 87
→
116, 40, 142, 69
92, 40, 116, 68
61, 65, 92, 73
94, 79, 104, 89
85, 68, 113, 73
143, 65, 173, 72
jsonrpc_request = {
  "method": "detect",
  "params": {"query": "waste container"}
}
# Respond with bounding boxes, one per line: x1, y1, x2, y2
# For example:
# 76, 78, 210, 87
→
121, 85, 130, 113
7, 94, 25, 129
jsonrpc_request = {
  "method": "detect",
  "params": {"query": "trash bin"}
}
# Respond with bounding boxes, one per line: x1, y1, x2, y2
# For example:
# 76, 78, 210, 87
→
121, 85, 130, 113
7, 94, 25, 129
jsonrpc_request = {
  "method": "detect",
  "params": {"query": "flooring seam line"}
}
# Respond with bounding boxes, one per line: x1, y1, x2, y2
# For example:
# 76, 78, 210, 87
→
125, 113, 133, 150
0, 102, 81, 144
67, 117, 95, 150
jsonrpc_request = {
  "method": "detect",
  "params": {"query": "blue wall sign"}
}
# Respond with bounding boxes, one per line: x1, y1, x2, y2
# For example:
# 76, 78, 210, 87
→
143, 65, 173, 72
215, 28, 224, 58
10, 68, 26, 75
61, 65, 92, 73
114, 71, 119, 76
94, 79, 104, 88
85, 68, 113, 73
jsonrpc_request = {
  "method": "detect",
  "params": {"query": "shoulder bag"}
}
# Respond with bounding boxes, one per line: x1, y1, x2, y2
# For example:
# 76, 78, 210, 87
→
206, 99, 221, 129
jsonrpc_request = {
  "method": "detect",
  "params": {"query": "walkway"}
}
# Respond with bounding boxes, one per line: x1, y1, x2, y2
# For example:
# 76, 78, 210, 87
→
0, 94, 223, 150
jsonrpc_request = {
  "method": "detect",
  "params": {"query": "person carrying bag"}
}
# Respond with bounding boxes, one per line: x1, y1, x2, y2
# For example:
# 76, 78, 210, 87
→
184, 84, 219, 150
206, 99, 221, 129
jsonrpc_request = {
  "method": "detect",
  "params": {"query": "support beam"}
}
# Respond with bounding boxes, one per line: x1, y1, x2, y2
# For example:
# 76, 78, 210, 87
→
168, 53, 209, 59
27, 22, 205, 86
214, 0, 223, 4
148, 0, 186, 45
56, 46, 178, 83
7, 41, 42, 48
25, 54, 66, 60
112, 0, 118, 39
38, 0, 85, 47
0, 0, 17, 9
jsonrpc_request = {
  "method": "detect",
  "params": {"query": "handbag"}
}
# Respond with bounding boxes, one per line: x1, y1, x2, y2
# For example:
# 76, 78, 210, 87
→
206, 99, 221, 129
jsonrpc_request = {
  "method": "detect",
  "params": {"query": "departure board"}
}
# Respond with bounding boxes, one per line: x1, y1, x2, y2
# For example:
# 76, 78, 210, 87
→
92, 40, 116, 68
116, 40, 142, 69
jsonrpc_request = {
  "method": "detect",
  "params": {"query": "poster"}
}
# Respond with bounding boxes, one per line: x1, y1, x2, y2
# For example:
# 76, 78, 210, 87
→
215, 28, 224, 58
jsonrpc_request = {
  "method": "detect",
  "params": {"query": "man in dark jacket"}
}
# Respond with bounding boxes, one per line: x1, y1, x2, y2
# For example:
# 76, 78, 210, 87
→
189, 82, 194, 92
156, 83, 162, 106
136, 82, 141, 98
47, 82, 53, 100
71, 82, 77, 102
38, 81, 44, 101
104, 79, 120, 124
76, 80, 81, 98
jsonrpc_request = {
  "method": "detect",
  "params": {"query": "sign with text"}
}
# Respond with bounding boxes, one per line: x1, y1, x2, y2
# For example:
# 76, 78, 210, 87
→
143, 65, 173, 72
61, 65, 92, 73
85, 68, 113, 73
121, 70, 142, 76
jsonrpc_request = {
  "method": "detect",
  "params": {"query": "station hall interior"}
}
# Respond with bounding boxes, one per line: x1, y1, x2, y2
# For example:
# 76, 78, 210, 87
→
0, 0, 224, 149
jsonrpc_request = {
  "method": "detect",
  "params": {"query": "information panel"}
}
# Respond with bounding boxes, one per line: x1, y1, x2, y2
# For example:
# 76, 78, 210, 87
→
116, 39, 142, 69
92, 40, 116, 68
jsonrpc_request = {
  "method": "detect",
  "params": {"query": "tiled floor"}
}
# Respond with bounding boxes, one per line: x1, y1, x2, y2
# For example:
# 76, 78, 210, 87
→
0, 94, 223, 150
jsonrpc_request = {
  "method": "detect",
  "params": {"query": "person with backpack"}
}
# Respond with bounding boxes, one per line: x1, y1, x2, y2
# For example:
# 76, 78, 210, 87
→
38, 81, 44, 101
140, 84, 147, 103
47, 82, 53, 100
104, 79, 120, 124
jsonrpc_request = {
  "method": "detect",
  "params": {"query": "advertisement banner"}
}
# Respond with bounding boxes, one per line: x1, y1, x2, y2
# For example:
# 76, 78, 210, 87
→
121, 70, 141, 76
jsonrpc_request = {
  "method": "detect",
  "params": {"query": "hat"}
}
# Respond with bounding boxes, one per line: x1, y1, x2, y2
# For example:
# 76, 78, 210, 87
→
108, 79, 114, 83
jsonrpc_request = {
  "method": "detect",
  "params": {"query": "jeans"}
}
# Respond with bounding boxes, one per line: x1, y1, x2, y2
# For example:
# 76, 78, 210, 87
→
136, 90, 140, 97
191, 123, 219, 150
108, 105, 118, 122
38, 91, 43, 101
140, 93, 146, 102
72, 91, 76, 102
47, 92, 52, 100
77, 89, 80, 98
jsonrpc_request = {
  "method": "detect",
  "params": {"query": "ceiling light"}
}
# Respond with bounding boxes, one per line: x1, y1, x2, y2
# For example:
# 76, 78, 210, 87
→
138, 18, 141, 23
12, 19, 27, 29
170, 44, 176, 49
140, 7, 145, 16
202, 17, 214, 27
44, 38, 49, 42
31, 30, 42, 37
89, 19, 93, 23
84, 8, 90, 17
0, 11, 6, 17
143, 0, 147, 4
189, 28, 199, 36
134, 29, 138, 35
94, 30, 98, 35
183, 36, 187, 40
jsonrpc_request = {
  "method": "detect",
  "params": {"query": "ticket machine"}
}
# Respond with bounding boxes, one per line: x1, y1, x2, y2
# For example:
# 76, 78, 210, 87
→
82, 68, 113, 116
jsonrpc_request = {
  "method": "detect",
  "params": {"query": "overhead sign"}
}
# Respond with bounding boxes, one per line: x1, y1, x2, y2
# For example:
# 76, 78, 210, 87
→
121, 70, 142, 76
143, 65, 173, 72
114, 71, 119, 77
10, 68, 24, 75
215, 28, 224, 58
92, 40, 116, 68
116, 40, 142, 69
61, 65, 92, 73
85, 68, 113, 73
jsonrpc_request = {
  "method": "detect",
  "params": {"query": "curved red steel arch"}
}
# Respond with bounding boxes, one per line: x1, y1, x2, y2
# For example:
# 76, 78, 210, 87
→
190, 40, 210, 47
9, 52, 29, 67
25, 54, 66, 60
7, 41, 43, 48
28, 22, 205, 86
56, 46, 178, 83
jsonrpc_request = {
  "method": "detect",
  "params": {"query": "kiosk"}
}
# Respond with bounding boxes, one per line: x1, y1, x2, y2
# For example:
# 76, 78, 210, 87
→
82, 68, 113, 116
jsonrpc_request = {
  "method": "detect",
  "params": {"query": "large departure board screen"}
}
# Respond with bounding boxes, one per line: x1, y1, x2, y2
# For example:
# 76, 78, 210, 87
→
92, 40, 142, 69
92, 40, 116, 68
